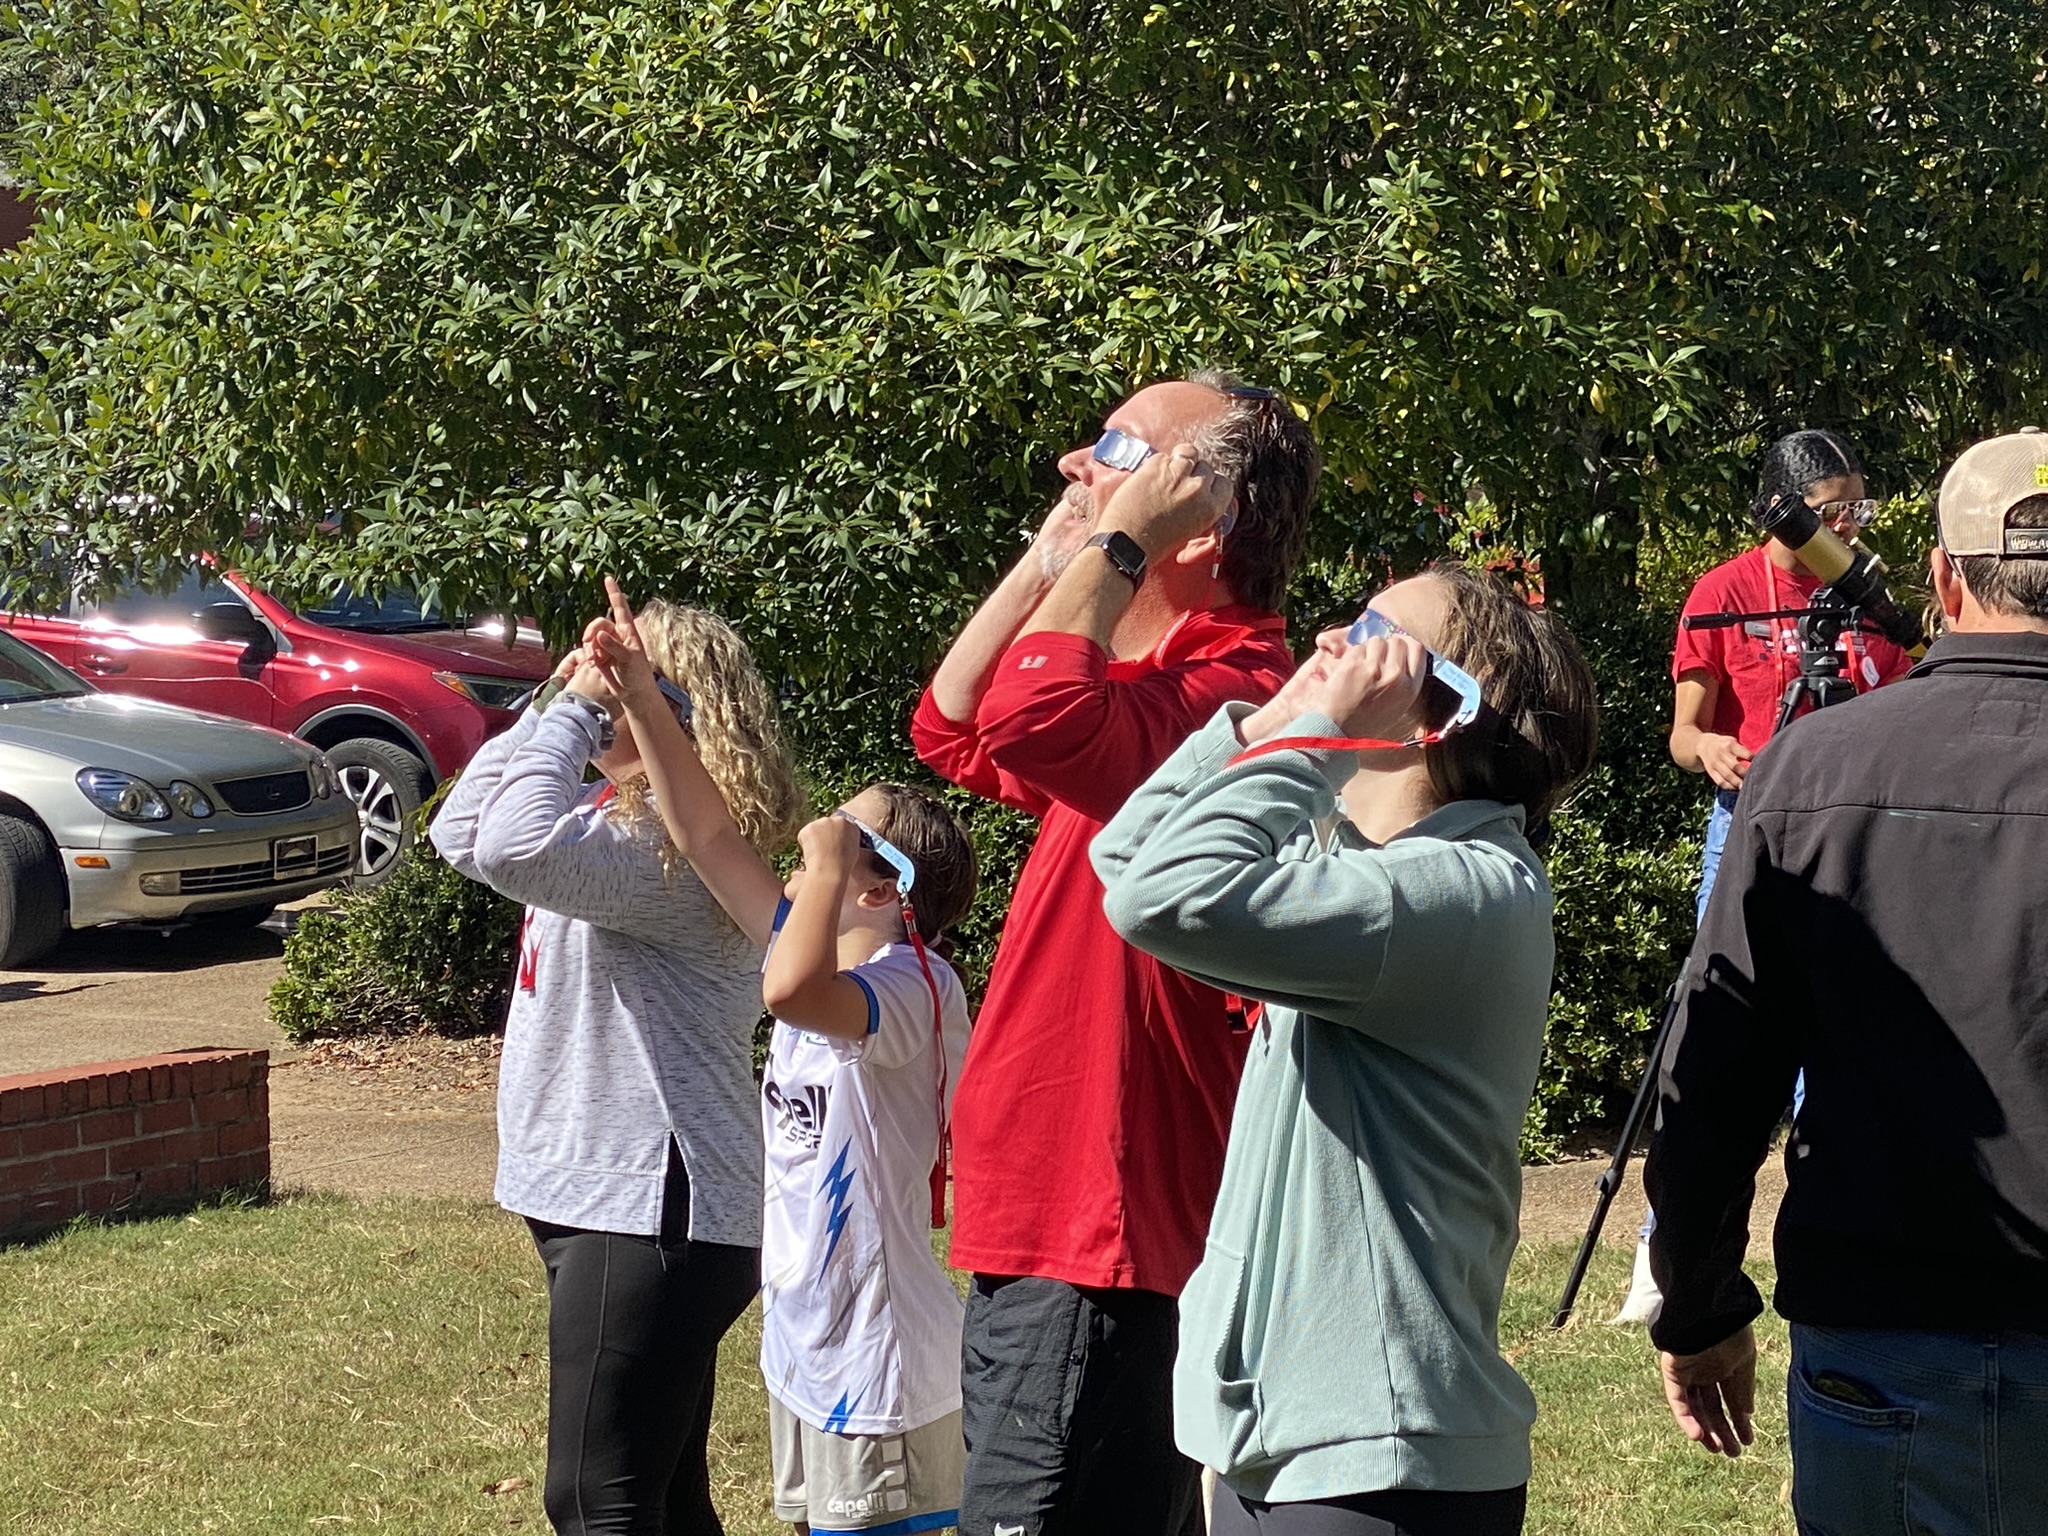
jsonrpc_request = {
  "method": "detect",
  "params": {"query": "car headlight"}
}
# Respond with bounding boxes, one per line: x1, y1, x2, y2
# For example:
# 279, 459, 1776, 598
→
167, 780, 215, 818
434, 670, 538, 711
310, 755, 340, 799
76, 768, 172, 822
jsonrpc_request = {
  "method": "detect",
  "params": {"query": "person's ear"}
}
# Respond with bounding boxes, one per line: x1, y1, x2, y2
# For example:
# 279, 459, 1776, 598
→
1171, 524, 1228, 567
851, 877, 897, 912
1930, 547, 1967, 623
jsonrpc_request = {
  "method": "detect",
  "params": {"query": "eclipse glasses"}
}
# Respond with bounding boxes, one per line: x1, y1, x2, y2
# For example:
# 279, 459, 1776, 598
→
834, 811, 916, 897
1347, 608, 1484, 735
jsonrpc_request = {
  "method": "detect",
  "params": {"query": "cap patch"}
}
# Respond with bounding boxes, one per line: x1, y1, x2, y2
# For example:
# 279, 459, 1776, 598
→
2007, 528, 2048, 555
2036, 463, 2048, 487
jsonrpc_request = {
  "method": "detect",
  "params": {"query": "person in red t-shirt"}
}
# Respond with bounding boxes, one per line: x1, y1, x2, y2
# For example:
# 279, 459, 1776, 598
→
1669, 429, 1915, 922
1615, 428, 1916, 1328
913, 372, 1320, 1536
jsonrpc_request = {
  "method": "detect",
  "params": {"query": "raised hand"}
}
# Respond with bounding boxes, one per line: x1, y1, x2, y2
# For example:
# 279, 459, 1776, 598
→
1302, 625, 1430, 743
795, 813, 862, 879
587, 576, 662, 710
1034, 484, 1097, 582
1238, 630, 1342, 746
1095, 444, 1234, 558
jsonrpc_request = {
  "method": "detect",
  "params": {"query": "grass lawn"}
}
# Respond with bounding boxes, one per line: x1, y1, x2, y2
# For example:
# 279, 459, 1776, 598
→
0, 1196, 1792, 1534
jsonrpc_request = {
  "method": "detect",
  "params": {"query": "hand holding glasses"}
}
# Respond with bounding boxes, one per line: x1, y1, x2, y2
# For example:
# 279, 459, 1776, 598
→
1231, 604, 1485, 767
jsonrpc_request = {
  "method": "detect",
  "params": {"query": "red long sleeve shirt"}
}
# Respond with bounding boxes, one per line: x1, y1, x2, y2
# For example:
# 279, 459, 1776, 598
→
912, 606, 1292, 1294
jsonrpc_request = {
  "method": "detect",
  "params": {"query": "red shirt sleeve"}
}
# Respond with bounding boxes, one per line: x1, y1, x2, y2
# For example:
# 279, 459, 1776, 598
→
1672, 565, 1735, 684
973, 631, 1285, 824
911, 684, 1053, 818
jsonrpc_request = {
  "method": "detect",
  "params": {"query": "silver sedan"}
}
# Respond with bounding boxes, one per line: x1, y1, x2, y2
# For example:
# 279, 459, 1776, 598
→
0, 626, 360, 967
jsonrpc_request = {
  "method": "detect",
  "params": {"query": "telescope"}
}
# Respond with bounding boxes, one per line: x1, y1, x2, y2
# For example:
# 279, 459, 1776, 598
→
1752, 492, 1923, 650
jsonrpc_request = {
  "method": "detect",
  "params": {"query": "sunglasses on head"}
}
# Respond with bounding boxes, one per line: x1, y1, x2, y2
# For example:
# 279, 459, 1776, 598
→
833, 810, 916, 897
1346, 608, 1485, 735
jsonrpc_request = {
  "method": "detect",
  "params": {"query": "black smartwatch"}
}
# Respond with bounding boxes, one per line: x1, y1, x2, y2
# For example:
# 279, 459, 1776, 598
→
1085, 530, 1147, 586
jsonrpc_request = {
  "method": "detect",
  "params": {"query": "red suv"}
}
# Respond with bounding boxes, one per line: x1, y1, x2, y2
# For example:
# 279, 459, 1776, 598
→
3, 561, 554, 881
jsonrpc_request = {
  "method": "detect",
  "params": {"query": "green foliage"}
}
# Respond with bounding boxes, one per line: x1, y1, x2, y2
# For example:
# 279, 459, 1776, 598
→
20, 0, 2033, 1137
1525, 598, 1704, 1158
268, 809, 522, 1041
5, 0, 2047, 679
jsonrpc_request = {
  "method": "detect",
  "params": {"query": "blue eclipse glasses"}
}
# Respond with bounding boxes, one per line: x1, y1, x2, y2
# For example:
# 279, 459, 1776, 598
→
654, 676, 693, 726
834, 811, 916, 897
1346, 608, 1485, 734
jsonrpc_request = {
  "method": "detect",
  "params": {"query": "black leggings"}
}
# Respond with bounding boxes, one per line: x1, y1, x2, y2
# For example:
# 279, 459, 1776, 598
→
1213, 1481, 1527, 1536
526, 1150, 759, 1536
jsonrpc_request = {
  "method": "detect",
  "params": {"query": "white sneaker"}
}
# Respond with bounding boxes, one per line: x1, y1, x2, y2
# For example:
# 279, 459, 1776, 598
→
1609, 1238, 1663, 1325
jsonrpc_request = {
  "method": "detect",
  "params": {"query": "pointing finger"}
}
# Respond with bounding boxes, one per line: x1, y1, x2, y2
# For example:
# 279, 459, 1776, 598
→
604, 575, 638, 633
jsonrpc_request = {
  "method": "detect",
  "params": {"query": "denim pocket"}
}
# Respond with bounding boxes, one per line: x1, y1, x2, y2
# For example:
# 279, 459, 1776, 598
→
1787, 1363, 1916, 1536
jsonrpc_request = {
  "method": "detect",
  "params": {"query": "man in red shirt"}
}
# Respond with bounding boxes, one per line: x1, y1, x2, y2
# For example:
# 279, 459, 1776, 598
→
913, 372, 1319, 1535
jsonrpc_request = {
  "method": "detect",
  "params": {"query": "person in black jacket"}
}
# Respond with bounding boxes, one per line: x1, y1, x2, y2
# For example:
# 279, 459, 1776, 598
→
1643, 431, 2048, 1536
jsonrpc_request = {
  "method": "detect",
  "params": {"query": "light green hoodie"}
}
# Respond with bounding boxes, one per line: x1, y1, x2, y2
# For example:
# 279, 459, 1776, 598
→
1091, 704, 1553, 1502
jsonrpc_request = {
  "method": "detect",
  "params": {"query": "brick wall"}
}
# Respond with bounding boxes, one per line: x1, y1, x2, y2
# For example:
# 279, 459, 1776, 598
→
0, 1050, 269, 1242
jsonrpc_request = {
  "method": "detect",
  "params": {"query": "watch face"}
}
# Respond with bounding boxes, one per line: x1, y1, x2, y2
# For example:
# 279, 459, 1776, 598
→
1089, 530, 1145, 583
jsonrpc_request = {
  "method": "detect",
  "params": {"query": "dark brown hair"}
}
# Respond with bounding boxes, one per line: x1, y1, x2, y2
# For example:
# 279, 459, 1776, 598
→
1420, 565, 1600, 830
862, 783, 978, 947
1185, 368, 1320, 612
1956, 495, 2048, 621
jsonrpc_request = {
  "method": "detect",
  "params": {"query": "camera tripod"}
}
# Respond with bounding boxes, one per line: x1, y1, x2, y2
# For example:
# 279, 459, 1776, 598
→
1548, 592, 1879, 1329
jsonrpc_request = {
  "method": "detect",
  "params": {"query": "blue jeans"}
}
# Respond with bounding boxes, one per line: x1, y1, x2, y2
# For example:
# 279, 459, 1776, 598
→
1694, 786, 1806, 1120
1696, 786, 1740, 926
1788, 1325, 2048, 1536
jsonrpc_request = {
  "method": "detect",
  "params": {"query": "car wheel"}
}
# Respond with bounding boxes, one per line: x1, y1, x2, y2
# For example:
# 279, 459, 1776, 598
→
0, 813, 65, 969
326, 738, 431, 886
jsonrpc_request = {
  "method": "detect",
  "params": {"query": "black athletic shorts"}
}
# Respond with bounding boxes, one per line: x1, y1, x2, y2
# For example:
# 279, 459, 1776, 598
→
957, 1273, 1202, 1536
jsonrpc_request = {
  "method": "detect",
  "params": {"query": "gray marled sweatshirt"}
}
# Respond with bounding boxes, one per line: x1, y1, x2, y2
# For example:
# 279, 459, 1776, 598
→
431, 703, 765, 1246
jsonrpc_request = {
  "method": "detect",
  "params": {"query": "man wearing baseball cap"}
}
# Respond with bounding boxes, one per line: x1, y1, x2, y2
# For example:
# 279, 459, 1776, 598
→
1641, 430, 2048, 1533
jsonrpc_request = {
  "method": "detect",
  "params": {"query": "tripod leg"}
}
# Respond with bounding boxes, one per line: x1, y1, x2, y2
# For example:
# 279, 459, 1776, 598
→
1550, 969, 1687, 1328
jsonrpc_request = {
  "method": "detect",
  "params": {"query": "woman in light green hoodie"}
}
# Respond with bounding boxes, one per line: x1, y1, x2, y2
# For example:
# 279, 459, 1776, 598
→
1093, 559, 1598, 1536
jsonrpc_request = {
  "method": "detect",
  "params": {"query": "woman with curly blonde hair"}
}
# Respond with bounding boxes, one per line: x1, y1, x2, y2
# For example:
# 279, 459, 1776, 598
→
431, 595, 801, 1536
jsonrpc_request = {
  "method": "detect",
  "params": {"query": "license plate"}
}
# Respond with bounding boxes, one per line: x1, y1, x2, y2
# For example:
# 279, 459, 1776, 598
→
272, 835, 318, 877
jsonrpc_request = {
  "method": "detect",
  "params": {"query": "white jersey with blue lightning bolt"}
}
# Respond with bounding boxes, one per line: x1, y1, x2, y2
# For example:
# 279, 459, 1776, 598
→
758, 938, 971, 1437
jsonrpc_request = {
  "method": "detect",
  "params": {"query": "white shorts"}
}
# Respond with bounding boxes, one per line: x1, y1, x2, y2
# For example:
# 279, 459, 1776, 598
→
768, 1395, 964, 1534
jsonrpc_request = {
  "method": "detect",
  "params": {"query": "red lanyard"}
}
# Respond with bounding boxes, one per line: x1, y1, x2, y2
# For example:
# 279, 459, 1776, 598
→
899, 900, 952, 1230
1227, 727, 1448, 769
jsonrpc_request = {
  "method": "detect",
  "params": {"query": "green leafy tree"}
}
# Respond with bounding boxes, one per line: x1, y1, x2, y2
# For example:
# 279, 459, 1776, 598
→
8, 0, 2046, 1140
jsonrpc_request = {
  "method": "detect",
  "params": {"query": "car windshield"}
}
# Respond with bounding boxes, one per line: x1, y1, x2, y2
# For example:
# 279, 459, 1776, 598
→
0, 628, 91, 703
296, 585, 458, 634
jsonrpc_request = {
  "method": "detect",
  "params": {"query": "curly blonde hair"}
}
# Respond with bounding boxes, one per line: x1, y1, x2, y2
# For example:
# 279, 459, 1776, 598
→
605, 601, 804, 868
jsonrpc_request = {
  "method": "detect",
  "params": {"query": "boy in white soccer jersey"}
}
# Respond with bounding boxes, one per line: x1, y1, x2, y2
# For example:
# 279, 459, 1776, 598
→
757, 787, 975, 1536
593, 581, 976, 1534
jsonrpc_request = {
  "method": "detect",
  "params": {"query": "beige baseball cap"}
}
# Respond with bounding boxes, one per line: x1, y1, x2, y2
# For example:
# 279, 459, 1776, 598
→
1937, 429, 2048, 557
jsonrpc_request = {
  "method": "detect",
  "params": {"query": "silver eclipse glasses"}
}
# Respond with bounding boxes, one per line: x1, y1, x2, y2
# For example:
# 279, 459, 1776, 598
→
1347, 609, 1484, 734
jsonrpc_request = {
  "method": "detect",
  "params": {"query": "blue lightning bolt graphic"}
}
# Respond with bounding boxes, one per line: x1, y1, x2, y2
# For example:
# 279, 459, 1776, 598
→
818, 1138, 857, 1276
823, 1387, 865, 1434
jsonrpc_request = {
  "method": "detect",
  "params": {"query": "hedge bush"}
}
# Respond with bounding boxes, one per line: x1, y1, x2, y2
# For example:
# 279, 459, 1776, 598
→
268, 795, 523, 1041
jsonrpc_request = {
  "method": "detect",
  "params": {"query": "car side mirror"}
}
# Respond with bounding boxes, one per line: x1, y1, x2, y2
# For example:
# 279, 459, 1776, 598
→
194, 602, 276, 660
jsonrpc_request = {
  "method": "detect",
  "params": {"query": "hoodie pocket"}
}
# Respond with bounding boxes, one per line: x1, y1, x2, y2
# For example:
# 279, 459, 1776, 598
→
1175, 1243, 1265, 1469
